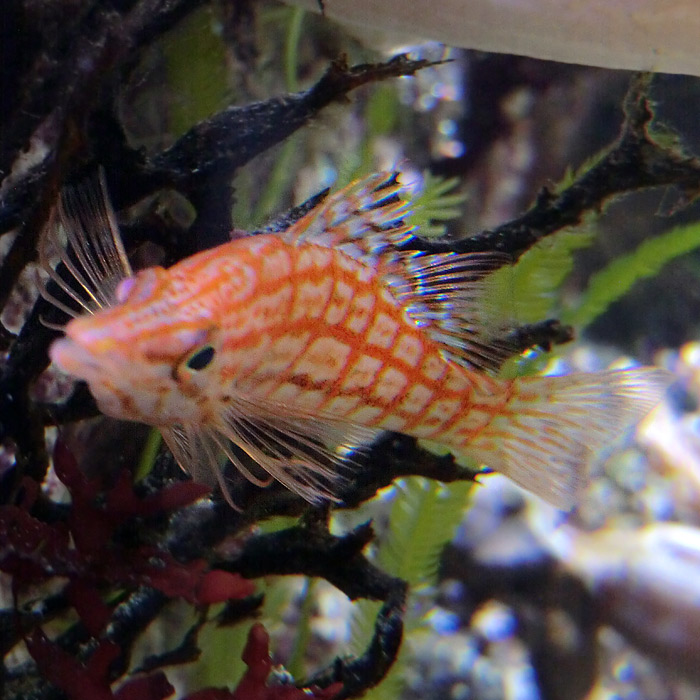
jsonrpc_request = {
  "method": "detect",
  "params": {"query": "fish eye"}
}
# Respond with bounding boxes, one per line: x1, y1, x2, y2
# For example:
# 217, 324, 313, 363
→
185, 345, 215, 371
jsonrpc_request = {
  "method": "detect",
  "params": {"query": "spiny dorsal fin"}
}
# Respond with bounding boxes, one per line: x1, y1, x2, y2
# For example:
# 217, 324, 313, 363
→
280, 171, 415, 260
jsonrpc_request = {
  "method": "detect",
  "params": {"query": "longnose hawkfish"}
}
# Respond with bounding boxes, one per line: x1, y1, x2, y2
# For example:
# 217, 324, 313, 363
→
40, 171, 670, 509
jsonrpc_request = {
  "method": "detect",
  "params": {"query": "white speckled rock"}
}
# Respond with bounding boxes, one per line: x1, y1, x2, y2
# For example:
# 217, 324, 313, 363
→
286, 0, 700, 76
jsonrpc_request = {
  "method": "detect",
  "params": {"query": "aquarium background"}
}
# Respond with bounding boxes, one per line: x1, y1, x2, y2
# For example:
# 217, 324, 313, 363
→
2, 3, 700, 699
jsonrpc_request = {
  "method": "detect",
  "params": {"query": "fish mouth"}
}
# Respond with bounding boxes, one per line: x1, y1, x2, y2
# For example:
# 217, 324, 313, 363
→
49, 337, 104, 381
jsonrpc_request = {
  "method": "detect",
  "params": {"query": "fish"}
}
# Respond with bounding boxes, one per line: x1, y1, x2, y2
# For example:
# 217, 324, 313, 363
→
40, 170, 671, 509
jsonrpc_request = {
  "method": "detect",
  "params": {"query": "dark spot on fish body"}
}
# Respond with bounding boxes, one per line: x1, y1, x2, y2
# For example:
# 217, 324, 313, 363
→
115, 389, 139, 420
176, 380, 201, 399
145, 349, 181, 364
288, 373, 332, 392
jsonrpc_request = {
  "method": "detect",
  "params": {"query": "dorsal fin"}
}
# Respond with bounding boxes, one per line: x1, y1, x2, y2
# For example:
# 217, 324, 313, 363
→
280, 171, 415, 261
387, 251, 515, 371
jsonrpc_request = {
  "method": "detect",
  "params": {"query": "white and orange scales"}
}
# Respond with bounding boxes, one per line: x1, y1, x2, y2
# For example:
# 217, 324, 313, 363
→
41, 172, 670, 509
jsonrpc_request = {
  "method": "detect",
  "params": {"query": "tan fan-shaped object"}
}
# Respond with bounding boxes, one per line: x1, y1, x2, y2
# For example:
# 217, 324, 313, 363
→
288, 0, 700, 76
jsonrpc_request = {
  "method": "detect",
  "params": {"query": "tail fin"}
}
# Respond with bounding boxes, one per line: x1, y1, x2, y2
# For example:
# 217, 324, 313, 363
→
463, 368, 671, 509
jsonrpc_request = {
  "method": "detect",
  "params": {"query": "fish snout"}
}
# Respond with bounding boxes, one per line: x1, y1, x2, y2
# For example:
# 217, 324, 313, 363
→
49, 337, 104, 379
50, 317, 124, 381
